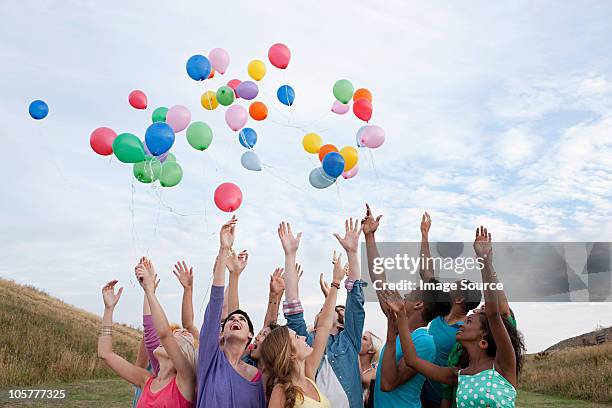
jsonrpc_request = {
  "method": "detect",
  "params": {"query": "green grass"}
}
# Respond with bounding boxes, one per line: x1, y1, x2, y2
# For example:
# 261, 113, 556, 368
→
517, 391, 612, 408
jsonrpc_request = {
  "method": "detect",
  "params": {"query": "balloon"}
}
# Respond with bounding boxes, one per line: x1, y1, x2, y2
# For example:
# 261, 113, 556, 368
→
143, 140, 168, 162
353, 98, 373, 122
113, 133, 145, 163
128, 90, 147, 109
322, 152, 345, 178
309, 167, 336, 189
152, 107, 168, 122
166, 105, 191, 133
302, 133, 323, 154
241, 151, 262, 171
342, 164, 359, 179
160, 161, 183, 187
186, 121, 213, 151
90, 127, 117, 156
145, 122, 175, 156
208, 48, 230, 74
353, 88, 372, 103
214, 182, 243, 212
225, 105, 248, 131
356, 125, 367, 147
247, 59, 266, 81
318, 144, 338, 162
249, 101, 268, 121
201, 91, 219, 110
277, 85, 295, 106
333, 79, 354, 104
236, 81, 259, 100
339, 146, 358, 171
238, 128, 257, 149
268, 43, 291, 69
186, 55, 211, 81
359, 125, 385, 148
28, 100, 48, 120
133, 157, 162, 183
208, 68, 215, 79
227, 79, 242, 98
216, 85, 235, 106
331, 100, 350, 115
165, 153, 176, 163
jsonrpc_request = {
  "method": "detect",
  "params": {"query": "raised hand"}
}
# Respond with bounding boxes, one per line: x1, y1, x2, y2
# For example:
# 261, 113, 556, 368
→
173, 261, 193, 289
220, 215, 237, 250
135, 259, 157, 293
473, 225, 492, 260
278, 221, 302, 255
333, 218, 363, 254
269, 267, 285, 296
361, 203, 382, 236
102, 280, 123, 310
319, 273, 330, 298
227, 249, 249, 276
380, 289, 405, 316
332, 250, 345, 284
420, 212, 431, 236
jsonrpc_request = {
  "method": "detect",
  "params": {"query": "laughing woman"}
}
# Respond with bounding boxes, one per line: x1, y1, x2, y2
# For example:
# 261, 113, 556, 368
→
386, 226, 525, 408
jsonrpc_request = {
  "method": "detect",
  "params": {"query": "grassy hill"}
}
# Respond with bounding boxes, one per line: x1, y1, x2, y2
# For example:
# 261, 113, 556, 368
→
0, 278, 141, 387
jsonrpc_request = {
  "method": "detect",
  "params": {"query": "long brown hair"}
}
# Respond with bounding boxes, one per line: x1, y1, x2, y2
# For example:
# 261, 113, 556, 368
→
259, 325, 303, 408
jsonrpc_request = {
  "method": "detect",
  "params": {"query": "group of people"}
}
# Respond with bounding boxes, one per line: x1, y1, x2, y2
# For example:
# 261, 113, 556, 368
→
97, 204, 525, 408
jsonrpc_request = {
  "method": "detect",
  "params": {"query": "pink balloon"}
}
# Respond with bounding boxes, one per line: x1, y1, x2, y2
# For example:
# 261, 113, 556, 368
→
268, 43, 291, 69
209, 48, 230, 74
342, 164, 359, 179
227, 79, 242, 98
166, 105, 191, 133
225, 105, 248, 131
214, 182, 243, 212
90, 127, 117, 156
359, 125, 385, 148
331, 100, 350, 115
128, 90, 147, 110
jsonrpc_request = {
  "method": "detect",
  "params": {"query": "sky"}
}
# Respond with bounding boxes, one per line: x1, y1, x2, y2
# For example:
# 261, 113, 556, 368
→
1, 0, 611, 352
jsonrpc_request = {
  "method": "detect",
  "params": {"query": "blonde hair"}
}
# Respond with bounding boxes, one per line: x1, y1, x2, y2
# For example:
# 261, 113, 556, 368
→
174, 333, 198, 373
367, 330, 382, 364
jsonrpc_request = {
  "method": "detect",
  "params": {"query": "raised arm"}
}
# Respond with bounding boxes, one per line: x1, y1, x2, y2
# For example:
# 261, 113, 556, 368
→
140, 258, 161, 375
226, 249, 249, 313
173, 261, 199, 339
333, 217, 363, 281
264, 267, 285, 327
305, 251, 343, 380
134, 338, 149, 369
362, 204, 389, 314
419, 212, 434, 282
97, 280, 150, 388
278, 222, 302, 301
474, 226, 517, 386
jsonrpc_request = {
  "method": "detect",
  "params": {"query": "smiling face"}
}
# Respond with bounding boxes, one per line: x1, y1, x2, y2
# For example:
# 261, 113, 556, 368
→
222, 313, 252, 344
288, 328, 312, 360
250, 326, 272, 359
360, 331, 373, 354
455, 310, 484, 343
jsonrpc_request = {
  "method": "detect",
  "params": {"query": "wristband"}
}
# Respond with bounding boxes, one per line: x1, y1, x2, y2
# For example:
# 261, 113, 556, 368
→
98, 325, 112, 337
330, 282, 340, 290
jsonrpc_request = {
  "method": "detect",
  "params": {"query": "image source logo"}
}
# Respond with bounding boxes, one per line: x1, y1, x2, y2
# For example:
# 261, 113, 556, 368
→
361, 242, 612, 302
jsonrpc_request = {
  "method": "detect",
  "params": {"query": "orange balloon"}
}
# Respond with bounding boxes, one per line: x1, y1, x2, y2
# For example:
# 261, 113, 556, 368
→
318, 144, 338, 162
353, 88, 372, 103
208, 68, 215, 79
249, 101, 268, 121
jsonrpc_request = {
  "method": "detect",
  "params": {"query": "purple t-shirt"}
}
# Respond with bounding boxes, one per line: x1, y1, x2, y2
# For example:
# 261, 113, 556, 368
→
196, 285, 266, 408
143, 314, 160, 375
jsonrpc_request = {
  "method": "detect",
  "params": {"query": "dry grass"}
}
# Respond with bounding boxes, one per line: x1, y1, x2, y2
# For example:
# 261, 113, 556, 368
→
520, 342, 612, 404
0, 278, 141, 387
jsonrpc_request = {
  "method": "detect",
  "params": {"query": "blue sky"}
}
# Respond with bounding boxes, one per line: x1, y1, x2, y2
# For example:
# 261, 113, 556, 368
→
1, 0, 611, 352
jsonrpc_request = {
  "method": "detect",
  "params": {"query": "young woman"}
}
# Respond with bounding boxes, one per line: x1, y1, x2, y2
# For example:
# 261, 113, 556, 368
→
359, 330, 382, 406
259, 250, 346, 408
386, 226, 525, 408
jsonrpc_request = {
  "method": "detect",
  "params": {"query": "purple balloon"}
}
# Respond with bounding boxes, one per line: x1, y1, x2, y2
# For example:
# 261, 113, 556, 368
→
143, 140, 169, 162
236, 81, 259, 100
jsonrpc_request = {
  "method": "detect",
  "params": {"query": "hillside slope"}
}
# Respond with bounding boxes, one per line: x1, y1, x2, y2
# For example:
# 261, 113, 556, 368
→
545, 326, 611, 352
0, 278, 141, 387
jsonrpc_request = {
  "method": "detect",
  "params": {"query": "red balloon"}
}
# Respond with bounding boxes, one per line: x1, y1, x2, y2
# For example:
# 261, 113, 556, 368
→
227, 79, 242, 98
90, 127, 117, 156
214, 182, 243, 212
128, 90, 147, 110
353, 98, 372, 122
268, 43, 291, 69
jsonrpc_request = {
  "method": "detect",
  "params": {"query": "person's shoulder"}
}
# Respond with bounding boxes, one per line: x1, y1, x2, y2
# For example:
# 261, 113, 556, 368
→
413, 328, 436, 350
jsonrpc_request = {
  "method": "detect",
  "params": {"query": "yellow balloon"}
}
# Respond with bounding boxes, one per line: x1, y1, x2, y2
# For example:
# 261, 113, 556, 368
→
302, 133, 323, 154
201, 91, 218, 110
339, 146, 358, 171
248, 59, 266, 81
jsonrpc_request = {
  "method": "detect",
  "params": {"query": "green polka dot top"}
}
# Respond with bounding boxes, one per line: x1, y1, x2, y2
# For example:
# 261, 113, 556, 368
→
456, 364, 516, 408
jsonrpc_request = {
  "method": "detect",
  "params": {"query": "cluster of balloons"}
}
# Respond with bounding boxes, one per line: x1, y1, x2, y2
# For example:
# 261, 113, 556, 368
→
302, 133, 359, 189
332, 80, 374, 122
239, 128, 262, 171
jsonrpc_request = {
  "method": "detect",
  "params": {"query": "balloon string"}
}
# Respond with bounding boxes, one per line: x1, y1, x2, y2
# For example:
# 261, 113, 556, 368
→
367, 149, 380, 179
261, 163, 304, 191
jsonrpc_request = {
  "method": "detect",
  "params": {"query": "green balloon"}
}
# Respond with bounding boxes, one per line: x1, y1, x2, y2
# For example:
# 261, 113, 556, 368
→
113, 133, 145, 163
152, 107, 168, 123
160, 161, 183, 187
186, 121, 213, 151
165, 153, 176, 163
333, 79, 354, 104
133, 157, 162, 183
216, 86, 235, 106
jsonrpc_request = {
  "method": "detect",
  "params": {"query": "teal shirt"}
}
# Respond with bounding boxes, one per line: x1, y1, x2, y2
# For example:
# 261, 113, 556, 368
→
374, 327, 436, 408
422, 316, 463, 404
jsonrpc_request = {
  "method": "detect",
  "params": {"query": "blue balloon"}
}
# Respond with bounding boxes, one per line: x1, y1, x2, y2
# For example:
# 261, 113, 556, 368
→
241, 151, 262, 171
145, 122, 175, 156
238, 128, 257, 149
186, 55, 211, 81
277, 85, 295, 106
309, 167, 335, 189
29, 100, 48, 120
322, 152, 345, 178
356, 125, 367, 147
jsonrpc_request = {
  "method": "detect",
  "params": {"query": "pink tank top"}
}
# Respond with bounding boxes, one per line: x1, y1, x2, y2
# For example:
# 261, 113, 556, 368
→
137, 376, 193, 408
